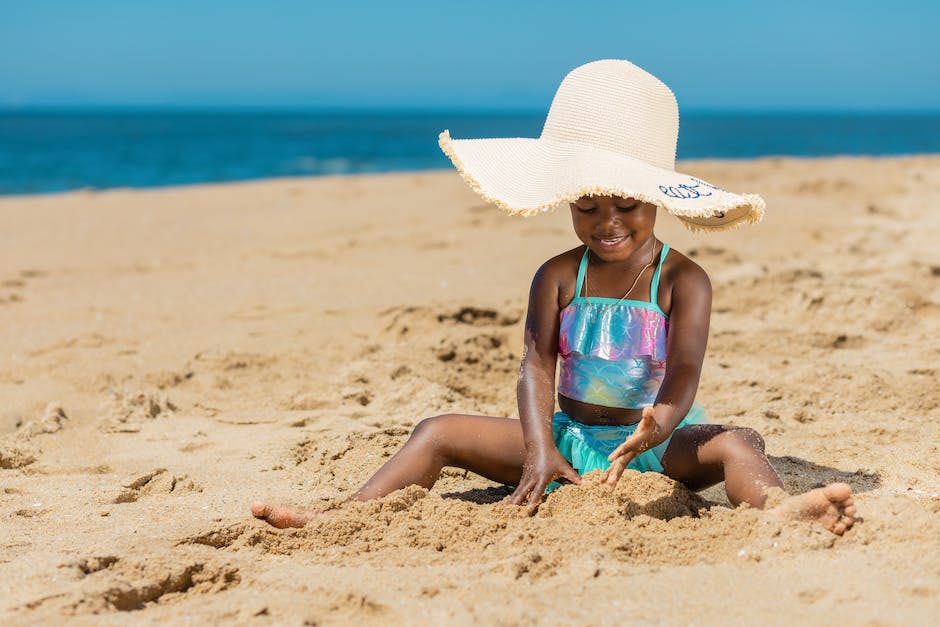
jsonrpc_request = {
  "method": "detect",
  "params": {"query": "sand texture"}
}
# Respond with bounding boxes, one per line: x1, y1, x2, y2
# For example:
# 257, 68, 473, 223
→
1, 157, 939, 625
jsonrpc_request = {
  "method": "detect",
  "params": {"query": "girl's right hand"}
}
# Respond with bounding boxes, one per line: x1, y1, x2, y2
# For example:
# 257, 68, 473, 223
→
507, 447, 582, 515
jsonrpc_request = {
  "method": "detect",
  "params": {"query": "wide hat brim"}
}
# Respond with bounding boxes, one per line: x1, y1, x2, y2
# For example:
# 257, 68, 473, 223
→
439, 130, 765, 232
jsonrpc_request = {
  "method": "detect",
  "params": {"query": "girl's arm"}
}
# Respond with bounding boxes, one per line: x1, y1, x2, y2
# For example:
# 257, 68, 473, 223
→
605, 258, 712, 485
508, 259, 582, 512
652, 257, 712, 435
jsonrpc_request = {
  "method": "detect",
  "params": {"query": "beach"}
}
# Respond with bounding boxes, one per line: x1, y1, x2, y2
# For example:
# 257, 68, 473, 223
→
1, 155, 939, 624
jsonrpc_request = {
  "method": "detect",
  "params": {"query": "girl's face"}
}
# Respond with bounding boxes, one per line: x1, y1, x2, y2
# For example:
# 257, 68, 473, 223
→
569, 195, 657, 263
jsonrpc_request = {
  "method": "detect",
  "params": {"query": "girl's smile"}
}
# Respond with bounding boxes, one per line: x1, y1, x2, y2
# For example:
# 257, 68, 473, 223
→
570, 195, 657, 263
594, 233, 630, 252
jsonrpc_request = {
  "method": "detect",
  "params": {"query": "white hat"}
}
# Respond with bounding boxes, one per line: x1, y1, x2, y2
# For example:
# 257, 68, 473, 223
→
438, 59, 765, 232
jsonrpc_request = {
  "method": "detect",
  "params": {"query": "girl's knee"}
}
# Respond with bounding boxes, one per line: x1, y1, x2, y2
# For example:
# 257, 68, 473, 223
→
721, 426, 765, 454
409, 414, 465, 464
733, 427, 765, 453
411, 414, 459, 442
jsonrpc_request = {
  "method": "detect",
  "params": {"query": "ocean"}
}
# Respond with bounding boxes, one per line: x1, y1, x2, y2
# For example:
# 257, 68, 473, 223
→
1, 111, 938, 195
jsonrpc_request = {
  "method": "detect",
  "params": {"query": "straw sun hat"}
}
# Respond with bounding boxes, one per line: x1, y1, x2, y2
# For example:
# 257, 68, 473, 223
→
438, 59, 765, 232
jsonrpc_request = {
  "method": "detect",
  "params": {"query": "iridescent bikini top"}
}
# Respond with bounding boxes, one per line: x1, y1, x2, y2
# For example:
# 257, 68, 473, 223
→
558, 244, 670, 409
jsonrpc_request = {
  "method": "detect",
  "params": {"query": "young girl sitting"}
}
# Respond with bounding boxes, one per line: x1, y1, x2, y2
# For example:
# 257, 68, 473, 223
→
251, 59, 856, 535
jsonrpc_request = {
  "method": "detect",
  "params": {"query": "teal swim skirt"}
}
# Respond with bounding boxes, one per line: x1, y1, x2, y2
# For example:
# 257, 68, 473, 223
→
546, 404, 706, 493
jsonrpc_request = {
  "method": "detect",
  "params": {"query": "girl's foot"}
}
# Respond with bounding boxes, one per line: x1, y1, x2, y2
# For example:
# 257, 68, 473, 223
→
250, 501, 320, 528
768, 482, 856, 535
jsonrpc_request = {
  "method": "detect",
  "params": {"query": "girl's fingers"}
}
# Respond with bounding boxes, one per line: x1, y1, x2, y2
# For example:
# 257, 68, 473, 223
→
562, 466, 582, 485
608, 410, 657, 462
508, 480, 533, 505
514, 485, 534, 505
604, 457, 628, 487
511, 465, 583, 515
606, 461, 626, 487
604, 450, 638, 487
608, 436, 639, 462
525, 482, 548, 515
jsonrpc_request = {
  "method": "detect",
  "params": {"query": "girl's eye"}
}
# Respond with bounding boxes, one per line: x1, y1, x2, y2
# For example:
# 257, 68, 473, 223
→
617, 204, 638, 211
577, 206, 597, 212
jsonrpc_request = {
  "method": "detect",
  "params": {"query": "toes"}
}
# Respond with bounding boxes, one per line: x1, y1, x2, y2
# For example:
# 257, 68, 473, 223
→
770, 486, 857, 536
823, 482, 852, 502
250, 501, 271, 519
250, 502, 299, 528
262, 506, 293, 528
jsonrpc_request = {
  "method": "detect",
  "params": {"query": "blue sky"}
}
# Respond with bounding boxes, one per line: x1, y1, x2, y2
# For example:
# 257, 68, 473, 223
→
1, 1, 938, 111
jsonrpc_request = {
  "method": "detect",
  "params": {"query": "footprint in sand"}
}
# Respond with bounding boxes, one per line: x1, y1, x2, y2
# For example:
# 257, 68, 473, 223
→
0, 402, 70, 469
100, 390, 177, 433
17, 402, 69, 438
112, 469, 202, 504
0, 442, 38, 469
24, 555, 241, 614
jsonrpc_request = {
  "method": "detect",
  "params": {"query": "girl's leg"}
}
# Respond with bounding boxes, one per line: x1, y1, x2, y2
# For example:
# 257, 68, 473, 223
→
659, 424, 782, 507
660, 423, 857, 535
351, 414, 526, 500
252, 414, 527, 527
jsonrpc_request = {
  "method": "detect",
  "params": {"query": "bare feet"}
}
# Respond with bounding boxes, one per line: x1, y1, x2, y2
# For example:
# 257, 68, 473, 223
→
250, 501, 320, 529
768, 482, 857, 535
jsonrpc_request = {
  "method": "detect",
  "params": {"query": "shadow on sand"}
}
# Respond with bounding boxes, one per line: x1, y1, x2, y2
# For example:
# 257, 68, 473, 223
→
441, 485, 514, 505
700, 455, 881, 506
768, 455, 881, 493
441, 455, 881, 509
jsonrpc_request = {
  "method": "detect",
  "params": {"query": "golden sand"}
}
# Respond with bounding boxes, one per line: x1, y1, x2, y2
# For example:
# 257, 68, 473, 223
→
1, 157, 939, 624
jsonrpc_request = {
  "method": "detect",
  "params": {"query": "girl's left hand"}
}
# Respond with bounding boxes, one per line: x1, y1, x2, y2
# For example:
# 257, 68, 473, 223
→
604, 406, 659, 488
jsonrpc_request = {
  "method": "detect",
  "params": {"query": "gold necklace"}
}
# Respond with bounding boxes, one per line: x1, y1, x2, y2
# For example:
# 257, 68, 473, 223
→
585, 236, 658, 302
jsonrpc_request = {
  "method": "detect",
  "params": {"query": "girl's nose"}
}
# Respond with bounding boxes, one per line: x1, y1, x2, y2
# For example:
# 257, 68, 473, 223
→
601, 207, 621, 225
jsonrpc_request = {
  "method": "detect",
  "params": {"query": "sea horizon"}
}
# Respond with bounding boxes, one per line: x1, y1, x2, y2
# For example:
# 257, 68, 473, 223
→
2, 109, 939, 196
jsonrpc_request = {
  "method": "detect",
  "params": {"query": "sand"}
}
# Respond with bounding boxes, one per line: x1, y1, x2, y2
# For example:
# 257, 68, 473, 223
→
1, 156, 939, 625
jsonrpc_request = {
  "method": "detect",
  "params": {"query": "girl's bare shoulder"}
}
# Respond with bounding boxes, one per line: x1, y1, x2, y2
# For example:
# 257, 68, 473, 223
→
659, 246, 712, 313
532, 246, 585, 305
537, 246, 584, 277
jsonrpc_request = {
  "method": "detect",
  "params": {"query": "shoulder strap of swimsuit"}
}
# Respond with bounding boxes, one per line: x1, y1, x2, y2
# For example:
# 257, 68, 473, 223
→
650, 243, 670, 307
574, 248, 590, 298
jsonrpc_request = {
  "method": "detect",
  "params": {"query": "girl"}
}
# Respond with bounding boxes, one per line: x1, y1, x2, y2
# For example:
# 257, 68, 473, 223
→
252, 60, 856, 534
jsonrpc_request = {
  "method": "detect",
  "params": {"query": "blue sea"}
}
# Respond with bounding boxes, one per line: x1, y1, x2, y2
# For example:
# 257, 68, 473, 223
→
1, 110, 938, 195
